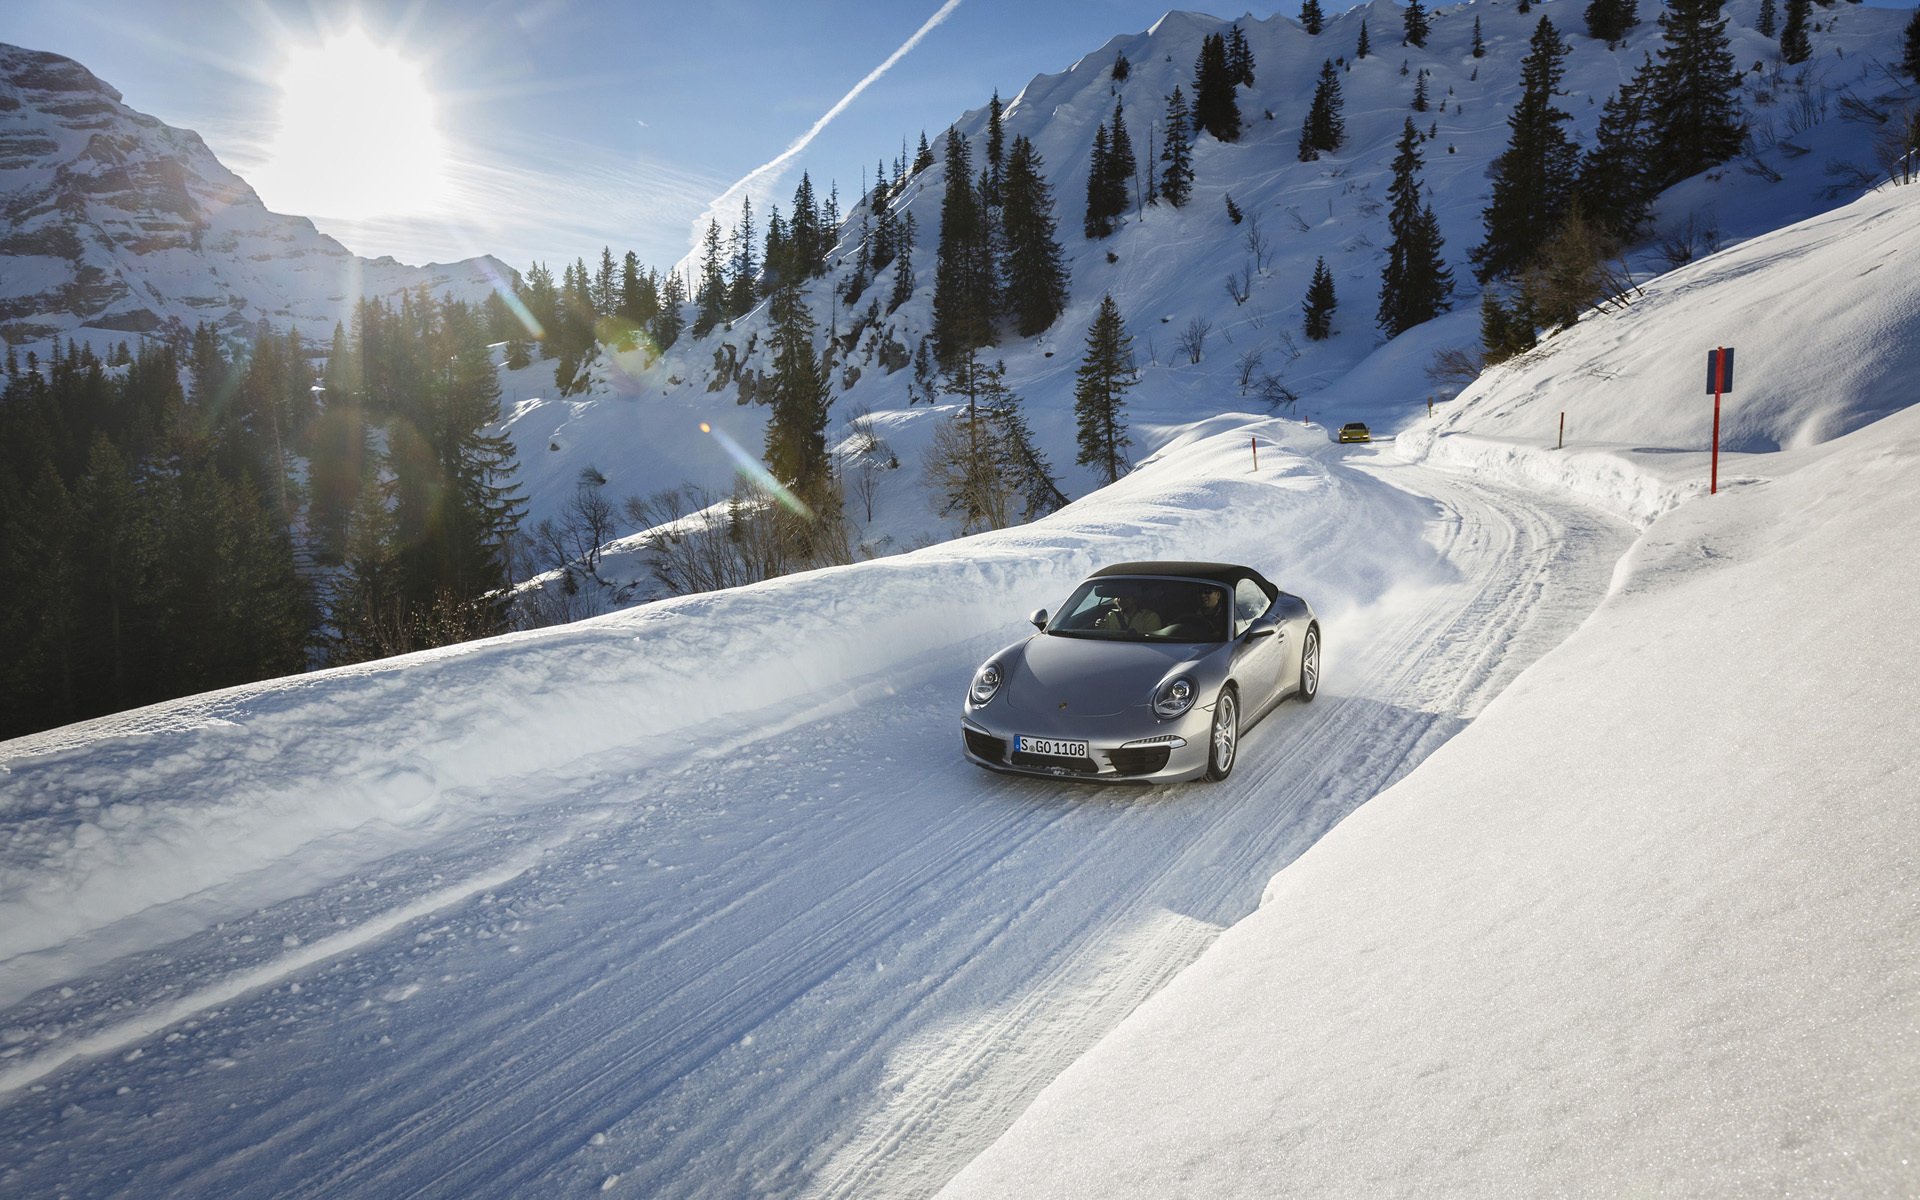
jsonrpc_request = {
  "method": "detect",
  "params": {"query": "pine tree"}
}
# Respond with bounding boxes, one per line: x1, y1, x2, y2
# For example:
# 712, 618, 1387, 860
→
763, 273, 832, 508
653, 270, 686, 351
1000, 135, 1070, 337
872, 183, 899, 272
1647, 0, 1746, 188
1781, 0, 1812, 63
1577, 56, 1659, 239
1073, 294, 1136, 484
1473, 16, 1487, 57
1757, 0, 1777, 38
637, 265, 664, 331
1405, 0, 1430, 48
1299, 59, 1347, 160
914, 131, 935, 173
788, 173, 824, 279
728, 197, 758, 318
1113, 51, 1132, 81
1481, 288, 1536, 364
1228, 25, 1257, 85
1379, 119, 1455, 335
1303, 256, 1338, 339
932, 129, 996, 368
1192, 33, 1243, 141
693, 219, 728, 338
844, 211, 873, 306
331, 461, 400, 663
1905, 7, 1920, 80
1472, 16, 1578, 282
521, 262, 558, 357
1413, 69, 1430, 112
1586, 0, 1639, 47
991, 386, 1066, 523
1107, 98, 1138, 216
593, 247, 617, 316
1085, 122, 1115, 238
1160, 86, 1196, 206
1301, 0, 1325, 35
1357, 19, 1372, 59
985, 91, 1007, 205
888, 213, 918, 314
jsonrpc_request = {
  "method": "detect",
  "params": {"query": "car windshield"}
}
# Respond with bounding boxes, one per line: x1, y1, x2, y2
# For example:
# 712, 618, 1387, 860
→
1046, 577, 1231, 643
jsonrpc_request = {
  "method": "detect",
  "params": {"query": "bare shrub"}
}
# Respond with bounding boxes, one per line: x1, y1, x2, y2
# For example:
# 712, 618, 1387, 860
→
1235, 348, 1266, 395
1225, 266, 1253, 306
1244, 214, 1273, 273
1426, 348, 1484, 389
1176, 316, 1212, 364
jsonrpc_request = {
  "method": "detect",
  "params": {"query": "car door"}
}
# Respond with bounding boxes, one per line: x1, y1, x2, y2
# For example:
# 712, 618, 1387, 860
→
1231, 577, 1290, 716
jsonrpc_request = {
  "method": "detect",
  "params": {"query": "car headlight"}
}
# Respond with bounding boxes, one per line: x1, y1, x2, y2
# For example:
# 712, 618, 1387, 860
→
1153, 676, 1197, 718
969, 662, 1003, 706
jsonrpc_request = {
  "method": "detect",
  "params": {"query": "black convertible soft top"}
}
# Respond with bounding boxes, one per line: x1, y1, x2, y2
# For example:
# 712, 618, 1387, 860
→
1090, 560, 1278, 598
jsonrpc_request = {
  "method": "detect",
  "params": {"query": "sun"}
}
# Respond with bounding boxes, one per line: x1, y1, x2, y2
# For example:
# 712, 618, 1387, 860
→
252, 28, 450, 220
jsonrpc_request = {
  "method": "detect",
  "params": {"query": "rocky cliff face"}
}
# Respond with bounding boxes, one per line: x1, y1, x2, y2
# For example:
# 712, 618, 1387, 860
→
0, 43, 509, 347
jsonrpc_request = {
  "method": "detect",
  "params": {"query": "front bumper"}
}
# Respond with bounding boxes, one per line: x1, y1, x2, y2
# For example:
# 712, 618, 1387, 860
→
959, 705, 1215, 784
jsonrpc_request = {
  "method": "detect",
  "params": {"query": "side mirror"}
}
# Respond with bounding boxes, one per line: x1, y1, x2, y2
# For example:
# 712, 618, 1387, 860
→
1029, 608, 1049, 630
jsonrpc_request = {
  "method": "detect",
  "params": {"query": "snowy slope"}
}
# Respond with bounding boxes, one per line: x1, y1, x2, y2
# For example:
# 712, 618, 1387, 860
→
1397, 179, 1920, 523
503, 0, 1916, 545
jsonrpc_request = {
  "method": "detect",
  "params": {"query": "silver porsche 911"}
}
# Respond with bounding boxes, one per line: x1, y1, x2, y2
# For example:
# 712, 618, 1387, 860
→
961, 561, 1320, 783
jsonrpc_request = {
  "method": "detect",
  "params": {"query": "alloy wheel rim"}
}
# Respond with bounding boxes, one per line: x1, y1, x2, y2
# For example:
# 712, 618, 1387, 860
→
1215, 693, 1236, 769
1304, 632, 1319, 695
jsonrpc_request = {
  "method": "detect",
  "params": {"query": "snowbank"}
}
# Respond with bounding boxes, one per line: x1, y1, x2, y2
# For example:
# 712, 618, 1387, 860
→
0, 420, 1371, 989
942, 359, 1920, 1200
1397, 183, 1920, 526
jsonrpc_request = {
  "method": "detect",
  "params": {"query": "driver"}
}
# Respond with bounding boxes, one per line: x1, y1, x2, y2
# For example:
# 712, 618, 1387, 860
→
1095, 582, 1162, 634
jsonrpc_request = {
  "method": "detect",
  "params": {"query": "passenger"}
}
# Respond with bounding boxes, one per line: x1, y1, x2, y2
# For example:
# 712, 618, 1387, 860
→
1194, 585, 1229, 640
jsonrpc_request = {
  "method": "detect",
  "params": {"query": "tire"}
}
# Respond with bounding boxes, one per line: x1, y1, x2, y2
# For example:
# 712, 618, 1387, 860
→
1205, 687, 1239, 781
1297, 625, 1320, 703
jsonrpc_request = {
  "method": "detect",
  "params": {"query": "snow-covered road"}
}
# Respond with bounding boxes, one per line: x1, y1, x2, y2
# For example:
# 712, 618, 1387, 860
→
0, 435, 1631, 1198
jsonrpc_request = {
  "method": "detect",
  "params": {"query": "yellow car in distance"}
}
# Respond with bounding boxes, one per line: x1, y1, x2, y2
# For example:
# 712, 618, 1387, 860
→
1337, 422, 1372, 444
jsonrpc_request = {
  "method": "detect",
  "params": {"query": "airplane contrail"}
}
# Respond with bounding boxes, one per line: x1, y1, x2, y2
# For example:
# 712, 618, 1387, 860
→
687, 0, 965, 260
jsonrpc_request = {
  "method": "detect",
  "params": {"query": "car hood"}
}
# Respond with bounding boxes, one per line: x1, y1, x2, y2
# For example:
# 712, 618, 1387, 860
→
1004, 635, 1214, 718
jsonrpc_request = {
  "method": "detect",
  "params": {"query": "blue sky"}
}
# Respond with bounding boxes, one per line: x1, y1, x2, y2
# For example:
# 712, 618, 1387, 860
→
0, 0, 1298, 272
3, 0, 1915, 275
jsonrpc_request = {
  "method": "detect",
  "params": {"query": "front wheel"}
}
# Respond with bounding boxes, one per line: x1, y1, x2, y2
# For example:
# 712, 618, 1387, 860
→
1297, 625, 1320, 703
1206, 687, 1239, 781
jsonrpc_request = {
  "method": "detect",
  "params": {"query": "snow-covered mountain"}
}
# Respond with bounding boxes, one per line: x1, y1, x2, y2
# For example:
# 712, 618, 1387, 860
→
502, 0, 1917, 549
0, 43, 511, 349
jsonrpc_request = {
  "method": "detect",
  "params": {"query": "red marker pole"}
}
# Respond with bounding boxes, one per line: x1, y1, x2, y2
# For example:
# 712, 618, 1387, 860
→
1251, 436, 1259, 473
1706, 347, 1735, 495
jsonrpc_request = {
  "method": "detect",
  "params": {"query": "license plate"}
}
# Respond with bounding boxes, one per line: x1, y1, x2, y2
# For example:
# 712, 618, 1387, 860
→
1017, 735, 1088, 758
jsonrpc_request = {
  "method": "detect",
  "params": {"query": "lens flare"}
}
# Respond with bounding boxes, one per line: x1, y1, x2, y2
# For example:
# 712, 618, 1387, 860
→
701, 422, 812, 517
480, 258, 543, 341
